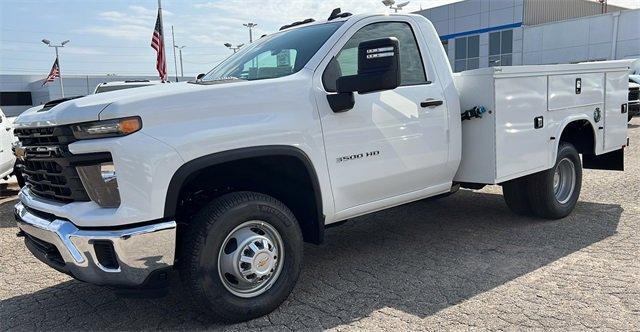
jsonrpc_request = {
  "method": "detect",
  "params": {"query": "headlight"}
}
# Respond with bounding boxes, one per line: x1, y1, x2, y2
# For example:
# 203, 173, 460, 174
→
76, 162, 120, 208
72, 117, 142, 140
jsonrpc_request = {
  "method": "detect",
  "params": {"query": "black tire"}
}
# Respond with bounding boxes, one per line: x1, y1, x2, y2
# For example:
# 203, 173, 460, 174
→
502, 177, 533, 216
527, 142, 582, 219
179, 191, 303, 322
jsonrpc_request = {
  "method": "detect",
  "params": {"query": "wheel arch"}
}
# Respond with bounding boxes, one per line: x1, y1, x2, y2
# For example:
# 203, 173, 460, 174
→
553, 117, 597, 161
165, 145, 325, 244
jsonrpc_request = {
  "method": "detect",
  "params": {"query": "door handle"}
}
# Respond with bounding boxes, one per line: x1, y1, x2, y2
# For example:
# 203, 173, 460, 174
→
421, 99, 443, 108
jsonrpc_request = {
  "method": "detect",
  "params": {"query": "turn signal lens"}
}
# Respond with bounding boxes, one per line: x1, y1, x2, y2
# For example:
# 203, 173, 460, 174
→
118, 118, 142, 135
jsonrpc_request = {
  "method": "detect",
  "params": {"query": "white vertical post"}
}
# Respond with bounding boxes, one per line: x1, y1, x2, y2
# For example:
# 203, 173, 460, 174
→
179, 48, 184, 77
172, 25, 178, 82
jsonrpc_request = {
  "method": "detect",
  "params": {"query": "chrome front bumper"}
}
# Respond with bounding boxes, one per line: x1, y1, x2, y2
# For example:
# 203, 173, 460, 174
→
15, 202, 177, 287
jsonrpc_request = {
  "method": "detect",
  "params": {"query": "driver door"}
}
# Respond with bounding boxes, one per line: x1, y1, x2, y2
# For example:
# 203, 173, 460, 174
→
314, 18, 450, 215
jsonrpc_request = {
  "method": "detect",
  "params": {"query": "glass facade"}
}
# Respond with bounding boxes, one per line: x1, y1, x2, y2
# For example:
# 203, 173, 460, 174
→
489, 29, 513, 67
454, 35, 479, 72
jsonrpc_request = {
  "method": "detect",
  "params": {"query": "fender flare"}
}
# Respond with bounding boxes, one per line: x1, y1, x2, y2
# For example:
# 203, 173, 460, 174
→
163, 145, 325, 243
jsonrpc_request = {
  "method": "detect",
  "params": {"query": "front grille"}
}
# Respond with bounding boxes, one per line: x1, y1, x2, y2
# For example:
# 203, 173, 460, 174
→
15, 126, 111, 203
630, 89, 639, 102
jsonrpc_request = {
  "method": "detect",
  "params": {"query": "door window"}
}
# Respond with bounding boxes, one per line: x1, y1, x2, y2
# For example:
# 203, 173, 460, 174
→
323, 21, 428, 92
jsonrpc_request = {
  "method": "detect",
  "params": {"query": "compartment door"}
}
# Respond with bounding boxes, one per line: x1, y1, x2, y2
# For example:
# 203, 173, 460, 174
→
494, 76, 550, 181
603, 71, 628, 151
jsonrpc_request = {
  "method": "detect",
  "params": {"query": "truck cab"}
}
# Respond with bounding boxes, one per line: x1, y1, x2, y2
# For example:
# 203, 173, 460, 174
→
12, 12, 628, 322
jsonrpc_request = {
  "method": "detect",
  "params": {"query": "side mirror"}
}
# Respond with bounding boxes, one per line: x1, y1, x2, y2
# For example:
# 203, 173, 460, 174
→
196, 73, 205, 81
337, 37, 401, 94
327, 38, 401, 113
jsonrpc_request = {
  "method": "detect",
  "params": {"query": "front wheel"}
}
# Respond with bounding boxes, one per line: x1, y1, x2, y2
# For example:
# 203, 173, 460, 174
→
179, 192, 303, 322
527, 142, 582, 219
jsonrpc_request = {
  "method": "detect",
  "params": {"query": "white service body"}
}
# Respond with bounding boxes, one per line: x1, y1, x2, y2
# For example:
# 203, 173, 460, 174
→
454, 62, 629, 184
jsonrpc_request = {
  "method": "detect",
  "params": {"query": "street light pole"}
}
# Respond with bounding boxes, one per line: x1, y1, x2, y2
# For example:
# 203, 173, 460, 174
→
42, 39, 69, 98
171, 25, 179, 82
224, 43, 244, 53
381, 0, 410, 13
175, 45, 186, 78
243, 22, 258, 43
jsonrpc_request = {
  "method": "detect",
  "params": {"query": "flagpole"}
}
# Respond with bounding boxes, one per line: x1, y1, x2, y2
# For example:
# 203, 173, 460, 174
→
158, 0, 167, 82
172, 25, 179, 82
54, 47, 64, 97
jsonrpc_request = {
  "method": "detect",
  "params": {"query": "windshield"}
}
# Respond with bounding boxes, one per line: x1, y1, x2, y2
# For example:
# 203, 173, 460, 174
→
202, 22, 343, 82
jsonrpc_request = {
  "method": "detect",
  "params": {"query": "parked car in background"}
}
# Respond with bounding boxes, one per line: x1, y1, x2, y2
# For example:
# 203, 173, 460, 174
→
0, 107, 18, 183
93, 80, 163, 94
629, 77, 640, 121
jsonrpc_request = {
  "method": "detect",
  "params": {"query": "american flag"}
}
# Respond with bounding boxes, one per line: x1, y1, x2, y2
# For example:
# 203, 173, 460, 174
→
151, 8, 167, 82
42, 58, 60, 86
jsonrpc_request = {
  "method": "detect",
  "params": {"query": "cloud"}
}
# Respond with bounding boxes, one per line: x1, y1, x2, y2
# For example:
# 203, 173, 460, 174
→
192, 0, 377, 25
63, 47, 106, 55
79, 24, 151, 41
80, 5, 174, 41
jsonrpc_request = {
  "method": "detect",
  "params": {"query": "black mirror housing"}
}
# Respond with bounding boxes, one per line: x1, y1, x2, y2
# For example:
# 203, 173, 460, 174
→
327, 92, 355, 113
196, 73, 205, 81
336, 37, 401, 94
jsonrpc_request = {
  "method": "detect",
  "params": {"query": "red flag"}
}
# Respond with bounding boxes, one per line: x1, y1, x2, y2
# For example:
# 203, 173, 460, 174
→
151, 9, 167, 82
42, 58, 60, 86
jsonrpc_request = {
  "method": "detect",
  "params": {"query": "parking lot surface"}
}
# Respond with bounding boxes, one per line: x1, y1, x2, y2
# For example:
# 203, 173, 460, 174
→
1, 119, 639, 331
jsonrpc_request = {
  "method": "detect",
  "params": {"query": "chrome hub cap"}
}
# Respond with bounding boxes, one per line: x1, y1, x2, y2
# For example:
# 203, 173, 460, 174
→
218, 221, 284, 298
553, 158, 576, 204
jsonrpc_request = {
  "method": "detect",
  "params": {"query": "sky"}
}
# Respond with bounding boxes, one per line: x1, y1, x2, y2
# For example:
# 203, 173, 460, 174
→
1, 0, 638, 78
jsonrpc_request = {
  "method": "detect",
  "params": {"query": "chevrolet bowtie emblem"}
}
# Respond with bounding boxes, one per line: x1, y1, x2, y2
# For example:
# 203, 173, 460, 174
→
14, 146, 26, 161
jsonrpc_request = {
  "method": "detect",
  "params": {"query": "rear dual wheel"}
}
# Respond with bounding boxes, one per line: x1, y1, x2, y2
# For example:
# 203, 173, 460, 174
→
502, 142, 582, 219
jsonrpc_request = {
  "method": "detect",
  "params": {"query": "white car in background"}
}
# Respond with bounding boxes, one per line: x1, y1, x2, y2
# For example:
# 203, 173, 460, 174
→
0, 107, 18, 182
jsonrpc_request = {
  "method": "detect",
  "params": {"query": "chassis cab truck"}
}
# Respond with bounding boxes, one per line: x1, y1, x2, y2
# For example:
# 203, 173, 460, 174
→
13, 13, 629, 321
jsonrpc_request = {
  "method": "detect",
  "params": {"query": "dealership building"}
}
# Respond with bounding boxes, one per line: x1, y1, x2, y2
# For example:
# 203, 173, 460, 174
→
415, 0, 640, 72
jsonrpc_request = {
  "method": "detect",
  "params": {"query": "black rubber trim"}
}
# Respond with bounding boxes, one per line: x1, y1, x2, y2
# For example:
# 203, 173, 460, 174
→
163, 146, 325, 243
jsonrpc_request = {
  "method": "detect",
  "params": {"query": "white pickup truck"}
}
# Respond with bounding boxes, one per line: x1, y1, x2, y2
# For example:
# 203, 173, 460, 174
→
13, 12, 630, 321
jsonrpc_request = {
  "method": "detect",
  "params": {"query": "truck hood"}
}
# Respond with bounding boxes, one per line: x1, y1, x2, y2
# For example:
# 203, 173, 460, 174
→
14, 80, 242, 128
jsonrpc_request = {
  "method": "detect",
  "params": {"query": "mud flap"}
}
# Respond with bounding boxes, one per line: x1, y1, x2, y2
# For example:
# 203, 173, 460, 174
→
583, 148, 624, 171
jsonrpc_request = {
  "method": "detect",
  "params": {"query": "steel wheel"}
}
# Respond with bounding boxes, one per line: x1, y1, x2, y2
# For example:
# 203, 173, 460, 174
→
553, 157, 576, 204
218, 220, 284, 298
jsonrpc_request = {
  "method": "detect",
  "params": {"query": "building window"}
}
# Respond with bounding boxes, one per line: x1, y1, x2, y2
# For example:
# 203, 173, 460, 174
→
0, 92, 32, 106
454, 35, 479, 72
489, 29, 513, 67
